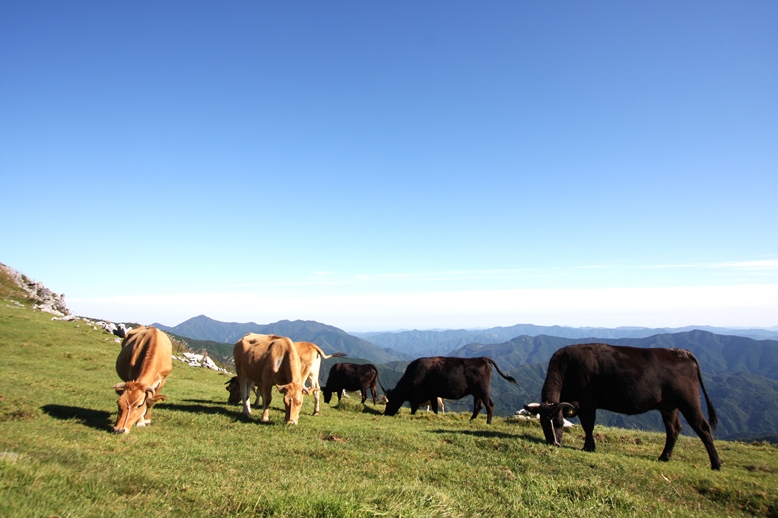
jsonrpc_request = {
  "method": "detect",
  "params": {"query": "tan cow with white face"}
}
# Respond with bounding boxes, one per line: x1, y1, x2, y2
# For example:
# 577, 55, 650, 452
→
226, 341, 346, 415
112, 326, 172, 434
289, 341, 346, 415
233, 334, 306, 425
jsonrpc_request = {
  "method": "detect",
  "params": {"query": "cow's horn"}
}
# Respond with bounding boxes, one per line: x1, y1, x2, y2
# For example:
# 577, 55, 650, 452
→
144, 385, 156, 398
557, 402, 576, 417
524, 403, 541, 411
113, 383, 126, 390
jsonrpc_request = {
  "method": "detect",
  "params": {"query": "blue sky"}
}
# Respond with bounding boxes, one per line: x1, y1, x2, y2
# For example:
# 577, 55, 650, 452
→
2, 2, 776, 331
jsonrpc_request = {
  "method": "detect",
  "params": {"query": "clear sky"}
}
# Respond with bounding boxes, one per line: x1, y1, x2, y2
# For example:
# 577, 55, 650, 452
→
2, 2, 776, 332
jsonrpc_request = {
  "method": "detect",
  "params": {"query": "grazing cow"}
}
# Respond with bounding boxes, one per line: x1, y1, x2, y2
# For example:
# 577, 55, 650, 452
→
112, 326, 172, 434
525, 343, 722, 470
226, 341, 345, 415
233, 334, 306, 425
322, 363, 383, 405
384, 357, 518, 424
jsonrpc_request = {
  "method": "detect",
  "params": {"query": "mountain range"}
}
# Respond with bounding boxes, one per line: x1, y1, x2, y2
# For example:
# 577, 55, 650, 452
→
153, 315, 406, 364
355, 324, 778, 357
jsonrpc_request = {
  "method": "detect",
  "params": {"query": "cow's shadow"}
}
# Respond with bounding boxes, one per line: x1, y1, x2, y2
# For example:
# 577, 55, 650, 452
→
360, 405, 384, 416
41, 405, 113, 432
430, 428, 546, 443
159, 400, 286, 424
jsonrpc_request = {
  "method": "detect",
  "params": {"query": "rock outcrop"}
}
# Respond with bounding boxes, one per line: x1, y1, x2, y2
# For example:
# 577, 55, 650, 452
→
0, 262, 70, 316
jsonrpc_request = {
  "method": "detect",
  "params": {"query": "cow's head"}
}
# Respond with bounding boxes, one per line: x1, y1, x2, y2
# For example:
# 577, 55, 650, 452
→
322, 387, 333, 404
225, 376, 241, 405
276, 382, 308, 425
383, 389, 403, 416
112, 381, 164, 434
524, 402, 578, 446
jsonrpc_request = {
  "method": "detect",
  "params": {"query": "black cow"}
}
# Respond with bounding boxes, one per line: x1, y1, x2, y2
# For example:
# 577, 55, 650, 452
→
525, 343, 721, 470
384, 356, 518, 424
322, 363, 383, 405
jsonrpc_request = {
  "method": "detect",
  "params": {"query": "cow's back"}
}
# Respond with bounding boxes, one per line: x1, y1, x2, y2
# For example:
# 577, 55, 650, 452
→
234, 334, 275, 381
546, 343, 697, 413
234, 333, 301, 386
116, 326, 172, 385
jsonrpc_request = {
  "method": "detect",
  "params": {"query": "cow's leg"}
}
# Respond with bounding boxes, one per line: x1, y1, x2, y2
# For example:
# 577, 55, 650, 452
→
370, 383, 377, 405
485, 397, 495, 424
430, 398, 439, 414
260, 385, 272, 422
253, 386, 261, 407
679, 402, 722, 470
470, 397, 483, 421
141, 378, 166, 426
659, 408, 682, 462
410, 401, 420, 414
313, 387, 321, 416
578, 408, 597, 452
241, 379, 253, 416
360, 385, 368, 405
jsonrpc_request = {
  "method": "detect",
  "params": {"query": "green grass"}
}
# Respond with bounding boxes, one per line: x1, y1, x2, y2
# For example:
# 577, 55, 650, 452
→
1, 304, 777, 517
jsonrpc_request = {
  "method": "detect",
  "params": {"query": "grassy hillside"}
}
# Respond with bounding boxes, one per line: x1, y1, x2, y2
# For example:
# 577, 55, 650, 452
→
0, 263, 32, 305
2, 304, 777, 517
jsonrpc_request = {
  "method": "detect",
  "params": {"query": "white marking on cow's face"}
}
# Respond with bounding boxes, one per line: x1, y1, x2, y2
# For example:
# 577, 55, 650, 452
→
113, 386, 148, 434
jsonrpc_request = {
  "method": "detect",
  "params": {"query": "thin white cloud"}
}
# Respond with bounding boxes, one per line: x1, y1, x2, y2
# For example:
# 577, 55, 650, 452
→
70, 283, 778, 331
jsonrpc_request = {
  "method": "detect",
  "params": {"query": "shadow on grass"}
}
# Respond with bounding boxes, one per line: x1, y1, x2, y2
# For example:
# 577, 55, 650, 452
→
429, 428, 547, 443
159, 400, 288, 425
360, 405, 384, 416
41, 404, 113, 432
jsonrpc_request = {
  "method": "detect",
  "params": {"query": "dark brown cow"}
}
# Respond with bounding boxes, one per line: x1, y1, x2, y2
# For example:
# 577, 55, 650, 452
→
384, 356, 517, 424
525, 343, 721, 470
322, 363, 383, 405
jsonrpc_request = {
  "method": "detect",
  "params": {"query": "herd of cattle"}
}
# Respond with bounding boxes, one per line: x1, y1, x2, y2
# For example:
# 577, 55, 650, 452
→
112, 326, 722, 470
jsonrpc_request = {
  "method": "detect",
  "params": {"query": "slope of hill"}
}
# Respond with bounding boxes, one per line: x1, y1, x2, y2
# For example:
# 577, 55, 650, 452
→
154, 315, 405, 364
3, 302, 778, 517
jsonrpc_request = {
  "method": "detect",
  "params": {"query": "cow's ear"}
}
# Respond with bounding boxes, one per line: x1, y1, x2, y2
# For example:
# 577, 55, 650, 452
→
152, 394, 167, 402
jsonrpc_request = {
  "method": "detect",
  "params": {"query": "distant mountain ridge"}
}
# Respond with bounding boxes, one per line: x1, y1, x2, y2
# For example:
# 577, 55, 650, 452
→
152, 315, 405, 364
356, 324, 778, 356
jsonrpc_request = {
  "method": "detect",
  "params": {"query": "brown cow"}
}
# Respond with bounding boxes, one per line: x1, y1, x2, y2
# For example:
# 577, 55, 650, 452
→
233, 333, 306, 424
226, 341, 345, 415
112, 326, 172, 434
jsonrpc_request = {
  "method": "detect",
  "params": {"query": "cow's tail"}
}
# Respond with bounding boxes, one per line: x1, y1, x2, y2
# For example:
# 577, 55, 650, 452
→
310, 343, 348, 360
485, 357, 519, 385
690, 352, 718, 431
374, 367, 387, 395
